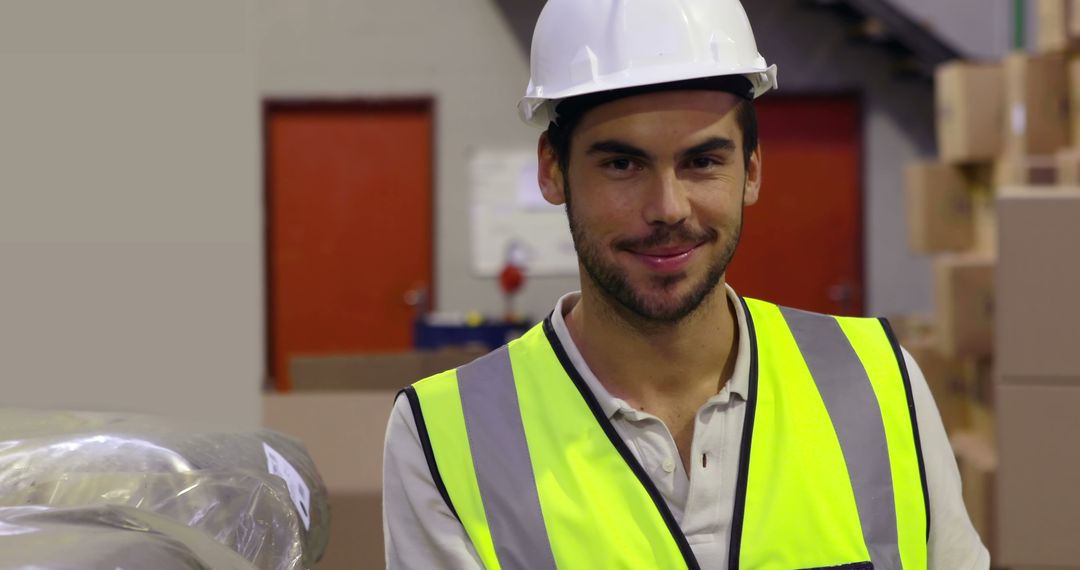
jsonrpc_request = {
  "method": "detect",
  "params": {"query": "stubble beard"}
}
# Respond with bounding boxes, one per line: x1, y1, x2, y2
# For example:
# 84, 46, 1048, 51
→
565, 186, 742, 325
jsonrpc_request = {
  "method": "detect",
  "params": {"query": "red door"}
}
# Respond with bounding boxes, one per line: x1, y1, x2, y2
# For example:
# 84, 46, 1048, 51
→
266, 101, 433, 391
727, 94, 863, 316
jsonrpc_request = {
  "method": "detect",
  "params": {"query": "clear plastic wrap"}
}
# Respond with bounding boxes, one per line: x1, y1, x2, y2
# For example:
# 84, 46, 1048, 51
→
0, 504, 258, 570
0, 409, 329, 570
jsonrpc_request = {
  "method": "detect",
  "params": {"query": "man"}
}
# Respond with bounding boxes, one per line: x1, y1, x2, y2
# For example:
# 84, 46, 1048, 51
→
383, 0, 989, 568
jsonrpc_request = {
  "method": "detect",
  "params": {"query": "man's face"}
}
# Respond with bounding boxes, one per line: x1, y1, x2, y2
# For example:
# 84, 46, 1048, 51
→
539, 90, 762, 323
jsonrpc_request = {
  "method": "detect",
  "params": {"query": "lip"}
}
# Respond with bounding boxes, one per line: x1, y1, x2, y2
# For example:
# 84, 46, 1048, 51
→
625, 243, 702, 273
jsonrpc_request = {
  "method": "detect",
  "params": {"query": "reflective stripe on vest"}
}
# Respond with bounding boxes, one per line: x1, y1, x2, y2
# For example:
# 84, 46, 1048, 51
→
404, 296, 929, 570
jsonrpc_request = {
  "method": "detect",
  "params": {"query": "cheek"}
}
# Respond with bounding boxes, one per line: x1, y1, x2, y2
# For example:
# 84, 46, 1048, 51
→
571, 196, 634, 243
689, 182, 745, 220
568, 173, 641, 223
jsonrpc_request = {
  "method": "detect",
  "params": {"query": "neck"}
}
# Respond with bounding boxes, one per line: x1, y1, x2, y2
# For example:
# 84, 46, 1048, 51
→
564, 277, 739, 408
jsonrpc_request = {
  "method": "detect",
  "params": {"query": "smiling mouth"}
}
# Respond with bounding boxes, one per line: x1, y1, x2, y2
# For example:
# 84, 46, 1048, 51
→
629, 244, 700, 258
623, 242, 703, 273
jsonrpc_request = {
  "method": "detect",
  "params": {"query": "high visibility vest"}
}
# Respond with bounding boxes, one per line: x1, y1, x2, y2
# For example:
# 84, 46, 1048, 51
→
401, 297, 929, 570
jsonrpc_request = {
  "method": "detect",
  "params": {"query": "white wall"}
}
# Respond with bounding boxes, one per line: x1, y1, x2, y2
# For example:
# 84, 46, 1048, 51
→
258, 0, 579, 321
0, 0, 262, 427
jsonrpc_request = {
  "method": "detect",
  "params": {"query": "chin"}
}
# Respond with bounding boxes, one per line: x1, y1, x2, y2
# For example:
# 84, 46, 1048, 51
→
622, 274, 720, 323
578, 236, 732, 325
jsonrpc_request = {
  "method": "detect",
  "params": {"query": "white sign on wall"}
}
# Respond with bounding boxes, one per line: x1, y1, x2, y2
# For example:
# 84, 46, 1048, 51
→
469, 149, 578, 276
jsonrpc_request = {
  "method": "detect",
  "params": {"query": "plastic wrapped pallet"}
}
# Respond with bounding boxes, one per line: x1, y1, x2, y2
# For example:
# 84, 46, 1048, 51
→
0, 409, 329, 570
0, 504, 258, 570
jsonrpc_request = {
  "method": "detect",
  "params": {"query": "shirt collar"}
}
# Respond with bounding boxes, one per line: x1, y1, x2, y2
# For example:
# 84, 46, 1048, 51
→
548, 284, 751, 420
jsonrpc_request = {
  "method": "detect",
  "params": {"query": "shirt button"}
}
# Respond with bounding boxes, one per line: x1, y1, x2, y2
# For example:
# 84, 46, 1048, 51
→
662, 458, 676, 473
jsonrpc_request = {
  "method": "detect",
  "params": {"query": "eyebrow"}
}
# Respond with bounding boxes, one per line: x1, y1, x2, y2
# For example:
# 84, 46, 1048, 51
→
585, 140, 652, 160
585, 136, 736, 161
681, 137, 736, 158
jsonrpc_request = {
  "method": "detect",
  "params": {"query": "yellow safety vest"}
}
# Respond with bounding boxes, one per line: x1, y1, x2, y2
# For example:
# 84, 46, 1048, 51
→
402, 297, 929, 569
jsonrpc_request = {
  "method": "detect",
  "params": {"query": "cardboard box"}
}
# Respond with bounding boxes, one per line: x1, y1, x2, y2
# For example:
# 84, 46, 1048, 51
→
263, 392, 399, 570
905, 339, 971, 434
935, 62, 1004, 163
1004, 52, 1069, 157
904, 162, 974, 253
993, 154, 1059, 187
997, 190, 1080, 378
1073, 0, 1080, 41
970, 187, 998, 256
1071, 57, 1080, 146
951, 432, 997, 560
962, 163, 996, 257
996, 383, 1080, 567
967, 357, 995, 440
1038, 0, 1075, 52
289, 348, 488, 392
1006, 561, 1080, 565
1057, 148, 1080, 184
935, 254, 996, 358
967, 399, 994, 442
887, 313, 936, 347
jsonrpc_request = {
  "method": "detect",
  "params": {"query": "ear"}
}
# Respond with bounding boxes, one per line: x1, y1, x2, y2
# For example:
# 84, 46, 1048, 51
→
743, 143, 762, 206
537, 133, 567, 206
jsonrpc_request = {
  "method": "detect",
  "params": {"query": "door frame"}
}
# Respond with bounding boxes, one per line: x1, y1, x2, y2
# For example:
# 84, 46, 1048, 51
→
261, 98, 438, 390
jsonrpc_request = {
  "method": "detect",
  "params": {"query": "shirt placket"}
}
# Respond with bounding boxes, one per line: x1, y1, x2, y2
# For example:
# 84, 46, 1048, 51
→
612, 406, 690, 522
683, 396, 738, 539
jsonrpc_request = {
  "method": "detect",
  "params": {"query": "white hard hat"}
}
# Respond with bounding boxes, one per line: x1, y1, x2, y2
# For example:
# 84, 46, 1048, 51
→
518, 0, 779, 129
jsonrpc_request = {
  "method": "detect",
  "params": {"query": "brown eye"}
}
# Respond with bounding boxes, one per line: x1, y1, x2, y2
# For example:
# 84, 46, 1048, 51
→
690, 156, 721, 169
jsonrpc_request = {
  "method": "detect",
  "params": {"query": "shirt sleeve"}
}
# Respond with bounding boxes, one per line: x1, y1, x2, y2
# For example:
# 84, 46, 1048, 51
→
382, 394, 485, 570
902, 347, 991, 570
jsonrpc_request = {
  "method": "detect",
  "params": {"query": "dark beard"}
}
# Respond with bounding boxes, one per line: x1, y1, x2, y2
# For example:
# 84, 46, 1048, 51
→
565, 186, 741, 324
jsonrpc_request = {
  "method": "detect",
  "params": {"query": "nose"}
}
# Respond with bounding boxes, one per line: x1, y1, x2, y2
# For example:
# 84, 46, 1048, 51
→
643, 171, 691, 226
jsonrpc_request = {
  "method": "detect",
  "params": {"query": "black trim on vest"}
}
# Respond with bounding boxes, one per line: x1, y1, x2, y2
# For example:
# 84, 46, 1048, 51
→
802, 563, 874, 569
878, 317, 931, 542
727, 295, 760, 570
398, 387, 460, 522
541, 316, 701, 570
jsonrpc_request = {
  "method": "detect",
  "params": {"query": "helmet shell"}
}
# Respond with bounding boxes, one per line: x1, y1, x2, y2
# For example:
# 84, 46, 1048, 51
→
518, 0, 778, 128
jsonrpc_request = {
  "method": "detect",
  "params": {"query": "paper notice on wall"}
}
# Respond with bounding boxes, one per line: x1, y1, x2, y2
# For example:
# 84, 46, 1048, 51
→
470, 149, 578, 276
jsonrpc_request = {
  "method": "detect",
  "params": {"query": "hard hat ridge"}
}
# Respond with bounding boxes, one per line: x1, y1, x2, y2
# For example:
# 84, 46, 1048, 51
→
519, 0, 778, 129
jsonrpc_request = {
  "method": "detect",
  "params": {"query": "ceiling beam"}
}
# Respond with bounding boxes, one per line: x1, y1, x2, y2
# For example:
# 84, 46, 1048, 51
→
843, 0, 960, 66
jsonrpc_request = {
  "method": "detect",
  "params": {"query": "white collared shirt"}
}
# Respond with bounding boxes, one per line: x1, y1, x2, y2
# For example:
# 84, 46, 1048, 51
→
382, 285, 990, 569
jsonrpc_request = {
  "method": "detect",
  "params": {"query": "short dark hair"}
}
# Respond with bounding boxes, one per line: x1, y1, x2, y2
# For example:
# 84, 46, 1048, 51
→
545, 96, 758, 178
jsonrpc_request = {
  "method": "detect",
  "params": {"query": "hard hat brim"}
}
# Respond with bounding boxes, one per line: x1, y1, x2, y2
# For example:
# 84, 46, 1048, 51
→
519, 65, 778, 129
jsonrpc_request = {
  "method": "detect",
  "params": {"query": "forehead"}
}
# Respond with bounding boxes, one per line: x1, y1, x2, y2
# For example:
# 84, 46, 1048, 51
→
574, 90, 743, 146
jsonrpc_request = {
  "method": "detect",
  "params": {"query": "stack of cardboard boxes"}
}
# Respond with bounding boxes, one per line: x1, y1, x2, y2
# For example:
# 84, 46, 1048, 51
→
904, 3, 1080, 565
905, 60, 1001, 556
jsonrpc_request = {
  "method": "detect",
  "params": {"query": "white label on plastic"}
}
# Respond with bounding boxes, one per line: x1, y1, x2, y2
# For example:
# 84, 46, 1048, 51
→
263, 443, 311, 529
1011, 103, 1027, 135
